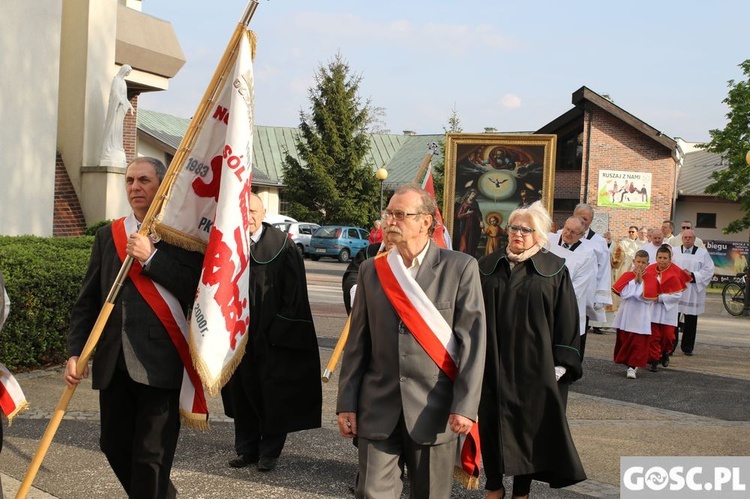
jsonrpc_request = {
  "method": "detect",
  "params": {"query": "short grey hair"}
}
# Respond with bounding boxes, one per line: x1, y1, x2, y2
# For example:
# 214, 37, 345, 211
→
573, 203, 594, 218
128, 157, 167, 183
508, 200, 552, 247
392, 184, 437, 236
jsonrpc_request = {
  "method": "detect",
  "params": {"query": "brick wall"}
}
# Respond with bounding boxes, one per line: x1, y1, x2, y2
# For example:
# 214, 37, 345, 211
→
554, 170, 582, 199
53, 153, 87, 236
124, 92, 139, 165
580, 107, 675, 242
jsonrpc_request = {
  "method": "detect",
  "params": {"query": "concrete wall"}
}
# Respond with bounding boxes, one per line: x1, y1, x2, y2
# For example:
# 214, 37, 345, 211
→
0, 1, 63, 236
59, 0, 131, 226
675, 200, 750, 243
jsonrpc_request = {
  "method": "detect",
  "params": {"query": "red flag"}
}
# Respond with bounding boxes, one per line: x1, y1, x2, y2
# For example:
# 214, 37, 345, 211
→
1, 280, 26, 423
421, 164, 452, 249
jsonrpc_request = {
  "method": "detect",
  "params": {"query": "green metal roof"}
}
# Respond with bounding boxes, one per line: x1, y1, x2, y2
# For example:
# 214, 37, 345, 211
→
137, 108, 445, 188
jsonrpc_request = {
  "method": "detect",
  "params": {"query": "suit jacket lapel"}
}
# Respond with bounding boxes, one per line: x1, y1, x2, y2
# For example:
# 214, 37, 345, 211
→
415, 242, 439, 297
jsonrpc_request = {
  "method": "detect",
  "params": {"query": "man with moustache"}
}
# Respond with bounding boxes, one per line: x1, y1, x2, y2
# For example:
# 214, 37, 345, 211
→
337, 185, 486, 498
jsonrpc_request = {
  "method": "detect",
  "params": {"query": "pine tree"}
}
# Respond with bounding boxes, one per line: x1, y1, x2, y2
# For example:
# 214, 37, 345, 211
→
431, 106, 463, 210
282, 53, 379, 227
700, 59, 750, 234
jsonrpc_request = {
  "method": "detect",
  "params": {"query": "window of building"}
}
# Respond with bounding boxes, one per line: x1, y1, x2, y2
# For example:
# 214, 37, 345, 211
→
556, 129, 584, 171
554, 199, 579, 212
278, 190, 289, 214
696, 212, 716, 229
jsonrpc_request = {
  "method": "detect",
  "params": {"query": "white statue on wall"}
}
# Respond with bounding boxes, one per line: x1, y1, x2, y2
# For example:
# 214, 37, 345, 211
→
99, 64, 134, 167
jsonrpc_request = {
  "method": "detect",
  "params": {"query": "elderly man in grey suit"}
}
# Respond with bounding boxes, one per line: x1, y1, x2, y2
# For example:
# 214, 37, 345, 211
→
337, 185, 486, 499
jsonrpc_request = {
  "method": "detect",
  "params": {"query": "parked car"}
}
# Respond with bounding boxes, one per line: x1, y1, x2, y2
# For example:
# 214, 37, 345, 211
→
273, 222, 320, 256
309, 226, 370, 262
263, 213, 297, 225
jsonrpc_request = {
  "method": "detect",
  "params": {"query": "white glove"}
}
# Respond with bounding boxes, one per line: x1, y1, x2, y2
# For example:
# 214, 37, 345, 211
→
554, 366, 567, 381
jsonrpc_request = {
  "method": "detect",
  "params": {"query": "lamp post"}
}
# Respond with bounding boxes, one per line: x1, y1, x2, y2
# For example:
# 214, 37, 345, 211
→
376, 167, 388, 214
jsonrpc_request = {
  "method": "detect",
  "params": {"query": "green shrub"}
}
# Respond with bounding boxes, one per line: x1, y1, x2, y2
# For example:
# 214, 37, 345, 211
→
85, 219, 113, 236
0, 236, 93, 371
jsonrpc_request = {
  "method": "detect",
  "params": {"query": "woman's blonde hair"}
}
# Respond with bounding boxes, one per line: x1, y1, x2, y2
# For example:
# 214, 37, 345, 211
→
508, 200, 552, 247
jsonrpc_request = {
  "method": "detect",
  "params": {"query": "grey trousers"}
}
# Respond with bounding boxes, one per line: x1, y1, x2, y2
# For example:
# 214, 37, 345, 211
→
356, 416, 457, 499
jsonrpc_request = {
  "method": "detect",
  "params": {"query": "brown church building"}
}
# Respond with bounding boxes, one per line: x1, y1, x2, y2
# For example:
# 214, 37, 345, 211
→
538, 86, 679, 241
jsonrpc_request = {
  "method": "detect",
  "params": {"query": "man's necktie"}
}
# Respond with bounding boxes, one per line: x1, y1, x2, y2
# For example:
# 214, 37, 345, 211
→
563, 242, 570, 249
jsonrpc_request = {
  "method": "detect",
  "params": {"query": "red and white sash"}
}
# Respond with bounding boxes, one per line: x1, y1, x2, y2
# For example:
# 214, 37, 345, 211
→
0, 363, 27, 424
113, 216, 208, 429
374, 248, 481, 489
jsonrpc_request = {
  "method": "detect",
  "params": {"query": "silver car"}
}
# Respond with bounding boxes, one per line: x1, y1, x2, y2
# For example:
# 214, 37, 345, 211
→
273, 222, 321, 257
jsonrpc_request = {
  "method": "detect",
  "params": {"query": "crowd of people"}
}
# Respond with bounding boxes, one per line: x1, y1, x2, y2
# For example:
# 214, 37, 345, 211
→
608, 219, 715, 378
2, 163, 727, 498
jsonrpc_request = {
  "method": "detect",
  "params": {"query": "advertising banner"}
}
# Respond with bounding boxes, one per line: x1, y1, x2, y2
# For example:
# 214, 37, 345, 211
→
597, 170, 652, 209
704, 240, 749, 283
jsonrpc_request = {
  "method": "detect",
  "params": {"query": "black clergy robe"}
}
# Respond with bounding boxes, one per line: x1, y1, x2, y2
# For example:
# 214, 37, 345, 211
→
477, 249, 586, 488
222, 222, 321, 434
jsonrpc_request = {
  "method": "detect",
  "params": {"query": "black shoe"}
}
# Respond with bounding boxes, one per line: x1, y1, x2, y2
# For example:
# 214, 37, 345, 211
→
649, 362, 658, 372
661, 353, 670, 368
257, 456, 278, 472
228, 454, 258, 468
684, 351, 693, 356
592, 327, 605, 334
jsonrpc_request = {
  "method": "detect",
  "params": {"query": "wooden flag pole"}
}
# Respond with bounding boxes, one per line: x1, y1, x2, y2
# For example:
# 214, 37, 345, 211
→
321, 315, 351, 382
412, 141, 440, 184
15, 2, 260, 497
322, 142, 442, 383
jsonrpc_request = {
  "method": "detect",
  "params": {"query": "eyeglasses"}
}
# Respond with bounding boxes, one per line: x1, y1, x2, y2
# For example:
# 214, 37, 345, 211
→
383, 210, 423, 221
563, 227, 583, 236
681, 226, 691, 230
508, 225, 535, 236
628, 230, 637, 233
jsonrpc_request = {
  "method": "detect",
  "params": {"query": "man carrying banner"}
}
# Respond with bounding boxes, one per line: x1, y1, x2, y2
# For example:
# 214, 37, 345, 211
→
221, 193, 321, 472
337, 185, 486, 498
65, 157, 204, 499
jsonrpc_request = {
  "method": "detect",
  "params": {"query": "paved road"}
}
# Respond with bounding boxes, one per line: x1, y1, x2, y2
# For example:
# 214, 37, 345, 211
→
2, 258, 749, 498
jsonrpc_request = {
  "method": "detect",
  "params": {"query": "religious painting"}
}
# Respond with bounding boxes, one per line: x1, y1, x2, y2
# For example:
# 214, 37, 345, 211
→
444, 133, 556, 259
597, 170, 652, 209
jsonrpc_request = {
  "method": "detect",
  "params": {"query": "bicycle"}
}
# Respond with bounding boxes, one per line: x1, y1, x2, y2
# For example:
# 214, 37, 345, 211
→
722, 272, 747, 316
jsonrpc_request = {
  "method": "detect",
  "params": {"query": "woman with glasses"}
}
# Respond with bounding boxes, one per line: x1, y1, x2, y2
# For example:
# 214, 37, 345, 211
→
477, 201, 586, 499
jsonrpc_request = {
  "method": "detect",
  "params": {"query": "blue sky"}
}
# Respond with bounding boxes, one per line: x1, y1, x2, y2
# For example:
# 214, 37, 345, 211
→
139, 1, 749, 143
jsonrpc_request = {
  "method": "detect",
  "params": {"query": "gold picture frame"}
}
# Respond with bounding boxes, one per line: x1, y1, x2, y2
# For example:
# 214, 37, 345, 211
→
444, 133, 557, 258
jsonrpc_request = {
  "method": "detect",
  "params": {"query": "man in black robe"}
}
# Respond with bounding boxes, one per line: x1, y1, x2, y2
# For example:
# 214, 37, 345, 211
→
222, 194, 321, 472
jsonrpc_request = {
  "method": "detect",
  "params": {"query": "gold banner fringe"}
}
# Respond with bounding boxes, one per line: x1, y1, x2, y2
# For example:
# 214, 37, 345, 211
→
189, 321, 249, 397
247, 29, 257, 60
181, 409, 210, 431
154, 223, 207, 254
5, 399, 28, 426
453, 466, 479, 490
